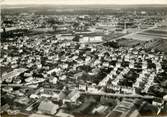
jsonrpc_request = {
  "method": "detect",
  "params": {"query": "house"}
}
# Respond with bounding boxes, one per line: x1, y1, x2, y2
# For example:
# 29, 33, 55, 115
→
103, 62, 110, 67
51, 77, 58, 84
25, 77, 33, 83
121, 87, 134, 94
79, 84, 87, 91
47, 68, 61, 75
30, 94, 39, 99
2, 87, 13, 93
129, 62, 134, 69
124, 54, 130, 61
116, 62, 121, 68
67, 89, 80, 102
112, 79, 120, 86
142, 61, 147, 69
58, 91, 67, 100
38, 100, 59, 115
59, 75, 67, 81
88, 86, 99, 92
163, 95, 167, 101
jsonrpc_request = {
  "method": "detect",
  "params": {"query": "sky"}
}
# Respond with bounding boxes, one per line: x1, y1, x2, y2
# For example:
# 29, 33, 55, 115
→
1, 0, 167, 5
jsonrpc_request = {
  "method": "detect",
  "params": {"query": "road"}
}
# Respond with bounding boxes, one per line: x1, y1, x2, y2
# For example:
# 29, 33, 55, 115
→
118, 25, 158, 40
81, 91, 157, 100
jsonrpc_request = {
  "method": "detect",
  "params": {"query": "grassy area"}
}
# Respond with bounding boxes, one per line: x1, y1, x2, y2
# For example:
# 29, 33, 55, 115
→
117, 38, 144, 47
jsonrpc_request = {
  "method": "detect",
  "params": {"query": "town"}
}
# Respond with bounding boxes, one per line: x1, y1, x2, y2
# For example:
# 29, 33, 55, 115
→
1, 4, 167, 117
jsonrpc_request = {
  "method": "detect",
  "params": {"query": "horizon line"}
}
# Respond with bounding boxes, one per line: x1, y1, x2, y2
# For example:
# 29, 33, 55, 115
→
2, 3, 167, 5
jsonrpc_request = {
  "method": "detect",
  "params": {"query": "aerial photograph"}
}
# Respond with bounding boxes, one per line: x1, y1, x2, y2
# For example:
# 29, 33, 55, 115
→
0, 0, 167, 117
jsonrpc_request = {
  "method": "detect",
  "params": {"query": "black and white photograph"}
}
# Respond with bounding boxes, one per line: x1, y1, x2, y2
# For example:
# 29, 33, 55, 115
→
1, 0, 167, 117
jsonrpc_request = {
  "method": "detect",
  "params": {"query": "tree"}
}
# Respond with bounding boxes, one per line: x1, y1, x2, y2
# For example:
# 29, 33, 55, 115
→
73, 35, 80, 42
47, 18, 56, 25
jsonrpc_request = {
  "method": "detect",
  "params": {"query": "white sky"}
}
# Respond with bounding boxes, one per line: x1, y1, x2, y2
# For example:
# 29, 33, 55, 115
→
1, 0, 167, 5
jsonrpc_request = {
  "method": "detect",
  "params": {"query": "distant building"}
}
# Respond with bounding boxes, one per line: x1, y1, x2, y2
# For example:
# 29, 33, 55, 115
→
80, 36, 103, 43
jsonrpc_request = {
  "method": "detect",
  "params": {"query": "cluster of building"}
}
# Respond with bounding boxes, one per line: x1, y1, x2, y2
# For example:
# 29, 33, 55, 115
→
1, 12, 167, 117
